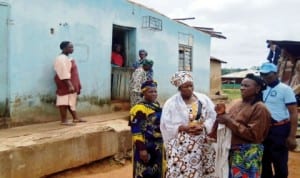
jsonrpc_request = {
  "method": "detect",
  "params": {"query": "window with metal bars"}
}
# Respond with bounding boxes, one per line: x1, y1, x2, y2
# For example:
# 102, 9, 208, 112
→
179, 44, 192, 71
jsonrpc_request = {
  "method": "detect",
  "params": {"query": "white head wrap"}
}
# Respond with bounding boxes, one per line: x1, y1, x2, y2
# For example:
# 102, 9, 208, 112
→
170, 71, 193, 87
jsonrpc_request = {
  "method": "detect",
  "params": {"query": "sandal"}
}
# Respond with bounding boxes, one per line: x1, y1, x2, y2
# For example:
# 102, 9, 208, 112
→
73, 118, 87, 123
60, 122, 76, 126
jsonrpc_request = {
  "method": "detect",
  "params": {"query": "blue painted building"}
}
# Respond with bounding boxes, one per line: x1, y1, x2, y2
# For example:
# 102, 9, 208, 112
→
0, 0, 222, 126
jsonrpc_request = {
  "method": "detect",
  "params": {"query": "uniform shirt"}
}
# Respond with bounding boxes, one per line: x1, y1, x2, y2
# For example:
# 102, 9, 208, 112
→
263, 81, 296, 121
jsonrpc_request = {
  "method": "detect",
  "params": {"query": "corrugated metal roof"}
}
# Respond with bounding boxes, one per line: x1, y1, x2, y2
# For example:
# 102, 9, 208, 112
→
267, 40, 300, 57
193, 27, 226, 39
222, 69, 260, 78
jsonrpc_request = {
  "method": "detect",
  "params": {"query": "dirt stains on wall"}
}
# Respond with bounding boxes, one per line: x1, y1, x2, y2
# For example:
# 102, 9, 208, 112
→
6, 94, 117, 128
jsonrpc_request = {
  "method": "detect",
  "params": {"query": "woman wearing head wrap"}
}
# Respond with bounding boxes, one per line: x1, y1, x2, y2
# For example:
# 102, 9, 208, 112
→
216, 73, 271, 178
160, 71, 217, 178
130, 59, 154, 106
132, 49, 153, 79
133, 49, 148, 69
129, 80, 164, 178
54, 41, 86, 125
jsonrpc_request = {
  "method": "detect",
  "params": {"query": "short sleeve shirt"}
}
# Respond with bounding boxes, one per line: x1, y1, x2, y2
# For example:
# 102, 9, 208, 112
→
54, 54, 72, 80
263, 82, 296, 121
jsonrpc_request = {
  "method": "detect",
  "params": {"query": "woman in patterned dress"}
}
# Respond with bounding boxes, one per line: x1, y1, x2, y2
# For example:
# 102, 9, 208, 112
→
160, 71, 217, 178
129, 80, 164, 178
130, 59, 154, 107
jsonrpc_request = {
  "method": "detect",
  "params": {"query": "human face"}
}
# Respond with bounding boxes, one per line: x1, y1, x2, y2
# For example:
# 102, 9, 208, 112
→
270, 44, 276, 51
139, 52, 147, 59
260, 72, 276, 85
240, 78, 260, 100
115, 45, 121, 52
143, 87, 157, 102
179, 81, 194, 98
143, 65, 152, 71
63, 43, 74, 54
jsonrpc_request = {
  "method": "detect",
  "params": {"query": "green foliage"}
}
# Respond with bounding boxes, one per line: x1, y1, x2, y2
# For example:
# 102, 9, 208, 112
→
222, 84, 241, 89
221, 68, 247, 75
222, 89, 240, 100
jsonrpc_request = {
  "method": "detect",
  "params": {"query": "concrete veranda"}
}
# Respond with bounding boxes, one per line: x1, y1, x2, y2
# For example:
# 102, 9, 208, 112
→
0, 111, 131, 178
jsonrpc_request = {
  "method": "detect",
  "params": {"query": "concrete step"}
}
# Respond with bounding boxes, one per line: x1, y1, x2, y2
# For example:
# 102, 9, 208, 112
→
0, 111, 131, 178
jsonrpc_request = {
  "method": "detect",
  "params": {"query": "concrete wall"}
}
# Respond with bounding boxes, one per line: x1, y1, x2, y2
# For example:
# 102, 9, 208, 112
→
1, 0, 211, 125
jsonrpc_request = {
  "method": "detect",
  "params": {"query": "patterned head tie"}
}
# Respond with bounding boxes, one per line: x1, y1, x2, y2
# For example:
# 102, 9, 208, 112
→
170, 71, 193, 87
141, 80, 157, 93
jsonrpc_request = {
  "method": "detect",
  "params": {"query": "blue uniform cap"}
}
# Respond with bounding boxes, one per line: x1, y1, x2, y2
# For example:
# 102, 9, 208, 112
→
259, 62, 277, 73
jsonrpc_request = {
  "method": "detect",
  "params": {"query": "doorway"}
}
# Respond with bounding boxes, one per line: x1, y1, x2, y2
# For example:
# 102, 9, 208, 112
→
0, 4, 9, 118
111, 25, 136, 101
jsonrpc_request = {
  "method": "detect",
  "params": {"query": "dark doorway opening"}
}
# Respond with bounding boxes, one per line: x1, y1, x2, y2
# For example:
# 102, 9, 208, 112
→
111, 25, 136, 101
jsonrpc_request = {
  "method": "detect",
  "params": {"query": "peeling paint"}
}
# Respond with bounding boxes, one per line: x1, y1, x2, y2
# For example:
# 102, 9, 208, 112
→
39, 95, 56, 104
78, 96, 111, 106
0, 98, 10, 117
7, 94, 115, 127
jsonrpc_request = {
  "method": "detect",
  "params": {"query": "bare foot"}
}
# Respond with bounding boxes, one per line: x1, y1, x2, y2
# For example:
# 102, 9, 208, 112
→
73, 118, 87, 123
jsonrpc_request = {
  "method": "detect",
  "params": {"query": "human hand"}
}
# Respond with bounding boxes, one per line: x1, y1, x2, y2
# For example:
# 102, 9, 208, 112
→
286, 136, 298, 151
188, 124, 204, 135
215, 103, 226, 115
178, 125, 189, 132
216, 114, 230, 125
68, 85, 75, 93
139, 150, 149, 163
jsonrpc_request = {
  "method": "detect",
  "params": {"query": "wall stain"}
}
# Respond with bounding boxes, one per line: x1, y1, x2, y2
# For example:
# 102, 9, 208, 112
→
39, 94, 56, 104
6, 95, 125, 128
78, 96, 111, 106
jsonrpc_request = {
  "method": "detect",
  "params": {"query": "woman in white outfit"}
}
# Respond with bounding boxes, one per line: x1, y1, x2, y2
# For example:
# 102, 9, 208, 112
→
160, 71, 218, 178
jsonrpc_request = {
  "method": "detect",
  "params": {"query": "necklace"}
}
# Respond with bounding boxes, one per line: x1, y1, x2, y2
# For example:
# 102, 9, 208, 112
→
187, 101, 198, 122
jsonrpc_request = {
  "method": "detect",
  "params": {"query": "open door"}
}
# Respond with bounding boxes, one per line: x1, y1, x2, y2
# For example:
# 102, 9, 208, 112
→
111, 25, 136, 101
0, 4, 9, 120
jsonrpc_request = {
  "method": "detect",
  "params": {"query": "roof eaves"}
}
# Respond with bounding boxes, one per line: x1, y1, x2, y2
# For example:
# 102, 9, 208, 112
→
210, 56, 227, 63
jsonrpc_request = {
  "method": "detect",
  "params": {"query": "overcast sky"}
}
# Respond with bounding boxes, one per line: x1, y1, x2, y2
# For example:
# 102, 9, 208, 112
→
130, 0, 299, 68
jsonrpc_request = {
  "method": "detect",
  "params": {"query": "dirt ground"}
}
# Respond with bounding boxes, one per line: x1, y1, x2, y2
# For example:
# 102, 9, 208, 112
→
48, 150, 300, 178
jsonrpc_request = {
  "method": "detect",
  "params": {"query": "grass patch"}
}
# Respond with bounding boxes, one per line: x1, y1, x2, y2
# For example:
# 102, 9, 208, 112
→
222, 89, 240, 100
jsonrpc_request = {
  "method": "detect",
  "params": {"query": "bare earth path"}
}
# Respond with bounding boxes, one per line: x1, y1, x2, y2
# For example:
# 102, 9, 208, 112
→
48, 151, 300, 178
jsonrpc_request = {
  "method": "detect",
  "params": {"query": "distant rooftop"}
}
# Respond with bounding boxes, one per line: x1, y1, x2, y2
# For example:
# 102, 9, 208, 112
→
222, 69, 260, 78
210, 56, 227, 63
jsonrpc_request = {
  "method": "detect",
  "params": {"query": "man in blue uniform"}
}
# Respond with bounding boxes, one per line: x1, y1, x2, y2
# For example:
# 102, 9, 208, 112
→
260, 62, 298, 178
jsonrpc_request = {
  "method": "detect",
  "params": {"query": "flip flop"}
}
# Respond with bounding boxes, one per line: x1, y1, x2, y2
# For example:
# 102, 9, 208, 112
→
60, 122, 76, 126
73, 119, 87, 123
